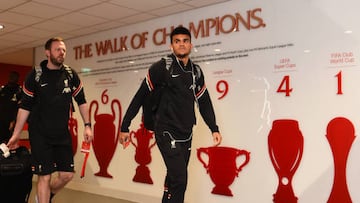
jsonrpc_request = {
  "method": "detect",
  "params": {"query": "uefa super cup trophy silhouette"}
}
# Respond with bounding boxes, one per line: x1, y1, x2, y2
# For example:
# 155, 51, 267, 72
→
268, 119, 303, 203
90, 90, 121, 178
197, 146, 250, 196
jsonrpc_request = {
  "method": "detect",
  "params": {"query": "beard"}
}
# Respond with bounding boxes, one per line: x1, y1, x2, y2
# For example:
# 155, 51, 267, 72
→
49, 53, 64, 67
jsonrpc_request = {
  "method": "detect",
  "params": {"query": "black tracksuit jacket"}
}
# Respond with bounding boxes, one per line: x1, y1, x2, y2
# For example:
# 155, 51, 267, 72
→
121, 54, 219, 138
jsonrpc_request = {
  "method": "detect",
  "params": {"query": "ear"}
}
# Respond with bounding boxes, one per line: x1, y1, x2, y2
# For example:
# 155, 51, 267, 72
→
45, 50, 50, 57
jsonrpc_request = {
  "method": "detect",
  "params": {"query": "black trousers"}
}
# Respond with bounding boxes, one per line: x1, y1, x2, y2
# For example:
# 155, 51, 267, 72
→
155, 129, 192, 203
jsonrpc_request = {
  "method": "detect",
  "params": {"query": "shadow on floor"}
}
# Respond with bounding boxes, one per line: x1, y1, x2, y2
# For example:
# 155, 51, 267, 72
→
28, 182, 136, 203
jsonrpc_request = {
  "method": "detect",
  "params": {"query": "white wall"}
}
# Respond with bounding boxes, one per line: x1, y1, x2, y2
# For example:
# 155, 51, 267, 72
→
35, 0, 360, 202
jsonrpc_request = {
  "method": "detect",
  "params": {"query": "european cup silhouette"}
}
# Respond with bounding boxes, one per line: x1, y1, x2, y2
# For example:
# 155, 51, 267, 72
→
90, 99, 121, 178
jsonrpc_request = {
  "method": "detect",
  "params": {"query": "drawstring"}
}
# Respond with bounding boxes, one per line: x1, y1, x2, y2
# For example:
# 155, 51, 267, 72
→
163, 131, 192, 149
174, 57, 199, 108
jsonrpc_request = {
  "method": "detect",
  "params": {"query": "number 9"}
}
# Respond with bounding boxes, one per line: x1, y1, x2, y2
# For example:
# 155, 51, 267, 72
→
216, 80, 229, 100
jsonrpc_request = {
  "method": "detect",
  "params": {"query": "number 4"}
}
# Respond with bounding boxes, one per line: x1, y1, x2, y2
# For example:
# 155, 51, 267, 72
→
277, 75, 293, 96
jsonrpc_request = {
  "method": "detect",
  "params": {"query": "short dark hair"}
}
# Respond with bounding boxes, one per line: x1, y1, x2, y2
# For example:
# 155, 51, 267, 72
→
45, 37, 64, 50
170, 26, 191, 43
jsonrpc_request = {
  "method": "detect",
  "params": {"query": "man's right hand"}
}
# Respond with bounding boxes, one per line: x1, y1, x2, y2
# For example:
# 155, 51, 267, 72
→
6, 133, 20, 150
119, 132, 130, 149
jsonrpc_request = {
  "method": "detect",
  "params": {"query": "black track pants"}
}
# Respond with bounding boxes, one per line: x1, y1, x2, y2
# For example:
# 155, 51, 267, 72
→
155, 130, 192, 203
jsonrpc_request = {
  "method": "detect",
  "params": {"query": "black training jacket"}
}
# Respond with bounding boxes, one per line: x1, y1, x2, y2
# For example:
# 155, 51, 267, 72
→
21, 60, 86, 139
121, 54, 219, 136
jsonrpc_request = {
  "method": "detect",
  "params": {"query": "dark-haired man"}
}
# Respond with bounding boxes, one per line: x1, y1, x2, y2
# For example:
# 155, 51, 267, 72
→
7, 37, 93, 203
120, 26, 222, 203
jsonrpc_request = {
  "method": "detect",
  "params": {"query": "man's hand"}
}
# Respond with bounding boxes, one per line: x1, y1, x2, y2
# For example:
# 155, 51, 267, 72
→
212, 132, 222, 146
119, 132, 130, 149
84, 126, 93, 143
6, 133, 20, 150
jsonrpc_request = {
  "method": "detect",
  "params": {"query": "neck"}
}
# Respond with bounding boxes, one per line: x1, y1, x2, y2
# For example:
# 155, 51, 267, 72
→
47, 61, 61, 70
176, 56, 189, 66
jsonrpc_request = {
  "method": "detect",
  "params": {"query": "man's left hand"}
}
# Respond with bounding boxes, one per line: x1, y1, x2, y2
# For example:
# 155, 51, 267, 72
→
212, 132, 222, 146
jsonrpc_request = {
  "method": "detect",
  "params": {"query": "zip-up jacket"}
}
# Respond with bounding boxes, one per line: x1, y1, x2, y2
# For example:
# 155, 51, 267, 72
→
21, 60, 86, 139
121, 54, 219, 136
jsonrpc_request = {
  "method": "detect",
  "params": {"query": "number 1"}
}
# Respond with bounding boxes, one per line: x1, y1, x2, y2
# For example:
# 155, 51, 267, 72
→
335, 71, 343, 95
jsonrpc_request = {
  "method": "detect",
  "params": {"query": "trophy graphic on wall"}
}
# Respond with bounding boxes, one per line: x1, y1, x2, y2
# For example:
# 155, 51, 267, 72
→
326, 117, 354, 203
268, 119, 303, 203
130, 118, 156, 184
197, 146, 250, 196
68, 105, 78, 156
90, 90, 122, 178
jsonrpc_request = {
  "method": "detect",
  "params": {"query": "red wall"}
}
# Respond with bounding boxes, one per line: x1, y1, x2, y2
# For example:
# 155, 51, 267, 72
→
0, 63, 32, 86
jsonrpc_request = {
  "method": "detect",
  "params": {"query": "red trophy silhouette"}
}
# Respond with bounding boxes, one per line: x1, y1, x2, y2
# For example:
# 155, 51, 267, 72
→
197, 146, 250, 196
90, 90, 121, 178
130, 117, 156, 184
68, 106, 78, 156
326, 117, 355, 203
268, 119, 303, 203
